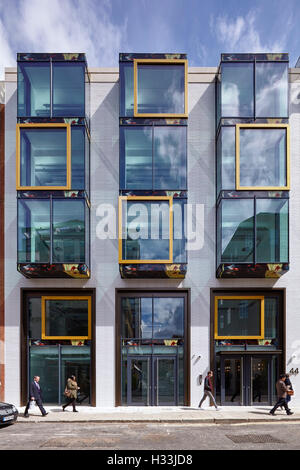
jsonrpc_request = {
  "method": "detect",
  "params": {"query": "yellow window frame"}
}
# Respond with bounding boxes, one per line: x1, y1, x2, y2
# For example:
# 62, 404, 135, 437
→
214, 295, 265, 340
133, 59, 188, 118
119, 195, 173, 264
16, 123, 72, 190
41, 295, 92, 340
235, 123, 290, 191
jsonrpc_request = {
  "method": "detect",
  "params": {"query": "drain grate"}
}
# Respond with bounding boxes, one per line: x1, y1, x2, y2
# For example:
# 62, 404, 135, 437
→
226, 434, 284, 444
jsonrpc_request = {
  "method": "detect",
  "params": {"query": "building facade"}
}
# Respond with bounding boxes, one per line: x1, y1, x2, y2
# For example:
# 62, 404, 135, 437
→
2, 52, 300, 407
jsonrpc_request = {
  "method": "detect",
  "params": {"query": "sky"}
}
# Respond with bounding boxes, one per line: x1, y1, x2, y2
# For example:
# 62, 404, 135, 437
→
0, 0, 299, 79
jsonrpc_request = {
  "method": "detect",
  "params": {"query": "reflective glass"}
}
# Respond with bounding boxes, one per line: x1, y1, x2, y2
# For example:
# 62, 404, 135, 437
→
120, 62, 134, 116
121, 127, 152, 189
61, 346, 91, 405
173, 200, 186, 263
71, 126, 85, 189
218, 126, 235, 191
264, 298, 278, 343
221, 199, 254, 262
256, 199, 288, 263
239, 128, 287, 188
221, 63, 254, 117
52, 63, 85, 116
153, 297, 184, 338
217, 298, 261, 337
18, 63, 50, 117
122, 200, 170, 261
44, 299, 89, 337
256, 63, 288, 117
20, 127, 67, 187
121, 297, 153, 338
137, 64, 185, 114
154, 127, 187, 189
30, 346, 59, 404
52, 200, 85, 262
28, 297, 42, 339
18, 199, 50, 263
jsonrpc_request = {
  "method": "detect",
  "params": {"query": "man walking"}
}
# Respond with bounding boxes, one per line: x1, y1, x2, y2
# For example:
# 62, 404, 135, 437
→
269, 374, 293, 416
199, 370, 219, 410
24, 376, 48, 417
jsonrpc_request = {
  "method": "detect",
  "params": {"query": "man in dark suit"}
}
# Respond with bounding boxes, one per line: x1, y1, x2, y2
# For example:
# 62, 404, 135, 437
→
24, 376, 48, 417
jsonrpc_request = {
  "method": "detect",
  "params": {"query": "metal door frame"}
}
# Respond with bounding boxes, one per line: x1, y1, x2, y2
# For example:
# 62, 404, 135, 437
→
127, 354, 178, 406
220, 354, 276, 406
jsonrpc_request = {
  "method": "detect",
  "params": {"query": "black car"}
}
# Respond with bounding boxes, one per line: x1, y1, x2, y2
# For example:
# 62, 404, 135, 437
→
0, 402, 18, 425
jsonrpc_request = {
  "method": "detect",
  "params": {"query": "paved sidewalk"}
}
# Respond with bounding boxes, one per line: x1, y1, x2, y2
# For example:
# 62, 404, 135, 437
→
16, 405, 300, 424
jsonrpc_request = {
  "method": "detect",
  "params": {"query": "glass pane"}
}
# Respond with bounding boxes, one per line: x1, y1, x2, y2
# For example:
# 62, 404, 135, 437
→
153, 297, 184, 339
52, 63, 85, 116
137, 64, 185, 114
121, 127, 152, 189
61, 345, 90, 405
173, 200, 186, 263
256, 63, 288, 117
18, 199, 50, 263
121, 297, 153, 338
122, 200, 170, 260
18, 63, 50, 117
221, 199, 254, 262
30, 346, 59, 404
44, 299, 89, 337
252, 358, 269, 403
224, 358, 242, 404
154, 127, 187, 189
130, 358, 149, 405
156, 358, 175, 405
71, 126, 85, 189
256, 199, 288, 263
29, 297, 42, 339
264, 297, 278, 343
120, 62, 134, 117
219, 126, 235, 190
221, 63, 254, 117
52, 200, 85, 263
239, 128, 287, 187
217, 298, 262, 337
20, 128, 67, 187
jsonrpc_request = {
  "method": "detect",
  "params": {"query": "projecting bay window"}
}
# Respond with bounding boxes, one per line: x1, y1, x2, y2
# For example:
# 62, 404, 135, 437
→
120, 125, 187, 191
16, 123, 90, 192
217, 124, 289, 195
218, 56, 288, 123
119, 196, 186, 274
17, 197, 90, 278
217, 197, 288, 277
119, 56, 188, 118
17, 59, 87, 119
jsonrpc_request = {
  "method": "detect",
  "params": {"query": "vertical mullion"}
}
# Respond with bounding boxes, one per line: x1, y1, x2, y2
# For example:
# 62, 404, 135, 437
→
50, 58, 53, 118
254, 197, 257, 264
253, 59, 256, 120
152, 124, 154, 190
50, 195, 53, 264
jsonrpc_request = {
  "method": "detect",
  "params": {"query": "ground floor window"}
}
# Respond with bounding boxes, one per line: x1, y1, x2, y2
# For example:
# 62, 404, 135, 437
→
116, 290, 189, 406
21, 289, 95, 406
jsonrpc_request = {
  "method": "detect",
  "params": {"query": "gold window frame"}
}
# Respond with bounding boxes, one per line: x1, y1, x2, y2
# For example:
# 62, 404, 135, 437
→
214, 295, 265, 340
16, 123, 72, 190
41, 296, 92, 340
235, 123, 290, 191
119, 195, 173, 264
133, 59, 188, 118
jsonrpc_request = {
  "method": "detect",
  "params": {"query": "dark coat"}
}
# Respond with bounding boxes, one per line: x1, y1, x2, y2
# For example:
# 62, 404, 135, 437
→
29, 381, 43, 401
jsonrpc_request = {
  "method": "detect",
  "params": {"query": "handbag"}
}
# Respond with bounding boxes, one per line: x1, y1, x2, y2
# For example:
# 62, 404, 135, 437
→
29, 399, 36, 410
287, 390, 294, 396
64, 387, 71, 398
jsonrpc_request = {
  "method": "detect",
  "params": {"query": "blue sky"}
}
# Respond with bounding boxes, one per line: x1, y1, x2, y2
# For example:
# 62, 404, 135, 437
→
0, 0, 299, 78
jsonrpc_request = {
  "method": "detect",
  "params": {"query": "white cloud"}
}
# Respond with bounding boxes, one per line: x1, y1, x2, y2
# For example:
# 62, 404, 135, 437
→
0, 0, 129, 79
212, 11, 287, 53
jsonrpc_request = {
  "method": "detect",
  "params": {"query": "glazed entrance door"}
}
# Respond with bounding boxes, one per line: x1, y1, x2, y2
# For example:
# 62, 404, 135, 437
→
127, 355, 177, 406
220, 355, 276, 406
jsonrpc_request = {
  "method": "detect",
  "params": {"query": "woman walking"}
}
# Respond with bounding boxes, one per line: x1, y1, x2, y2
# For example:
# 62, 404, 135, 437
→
62, 375, 80, 412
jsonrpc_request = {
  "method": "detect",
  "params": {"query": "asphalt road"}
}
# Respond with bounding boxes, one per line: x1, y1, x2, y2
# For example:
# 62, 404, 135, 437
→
0, 421, 299, 452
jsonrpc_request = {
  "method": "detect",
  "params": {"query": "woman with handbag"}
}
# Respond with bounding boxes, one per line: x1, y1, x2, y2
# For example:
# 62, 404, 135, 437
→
62, 375, 80, 412
285, 373, 294, 407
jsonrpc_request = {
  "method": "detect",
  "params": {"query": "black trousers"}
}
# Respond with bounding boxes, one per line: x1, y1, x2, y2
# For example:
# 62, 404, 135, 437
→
63, 397, 77, 410
270, 397, 290, 414
24, 398, 47, 416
